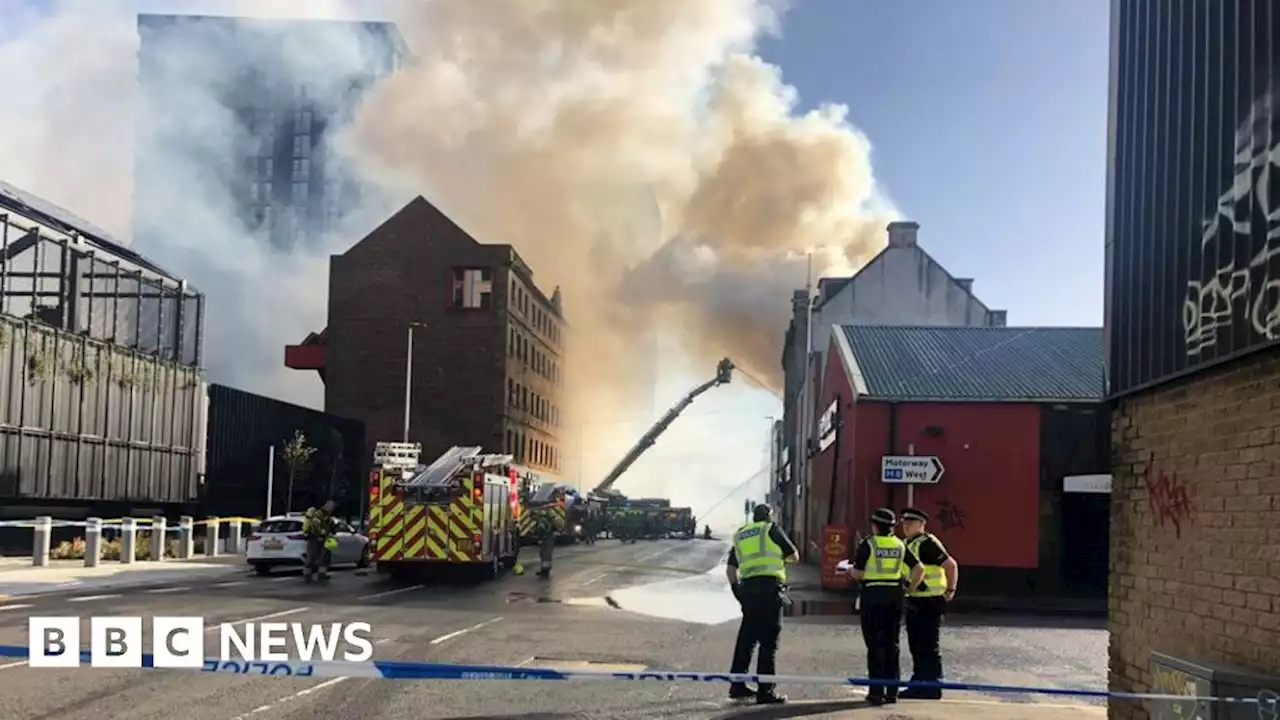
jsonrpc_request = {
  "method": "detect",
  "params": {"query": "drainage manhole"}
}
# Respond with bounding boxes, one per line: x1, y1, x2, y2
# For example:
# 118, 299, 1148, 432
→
505, 591, 562, 604
519, 656, 648, 672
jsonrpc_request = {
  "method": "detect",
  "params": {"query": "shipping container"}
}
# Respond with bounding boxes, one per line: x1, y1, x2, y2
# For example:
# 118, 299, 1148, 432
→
201, 384, 365, 520
1106, 1, 1280, 397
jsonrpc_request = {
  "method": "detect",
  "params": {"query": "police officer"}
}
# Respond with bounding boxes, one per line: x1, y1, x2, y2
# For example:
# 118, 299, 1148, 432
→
847, 508, 925, 706
899, 507, 958, 699
725, 503, 798, 705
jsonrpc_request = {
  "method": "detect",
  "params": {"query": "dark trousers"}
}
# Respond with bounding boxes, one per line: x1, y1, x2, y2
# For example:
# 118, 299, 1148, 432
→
538, 536, 554, 572
905, 596, 946, 682
730, 586, 783, 693
860, 591, 904, 699
304, 538, 331, 578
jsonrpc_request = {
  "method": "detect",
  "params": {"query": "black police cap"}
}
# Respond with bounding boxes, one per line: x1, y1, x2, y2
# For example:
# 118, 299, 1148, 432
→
901, 508, 929, 522
870, 507, 896, 525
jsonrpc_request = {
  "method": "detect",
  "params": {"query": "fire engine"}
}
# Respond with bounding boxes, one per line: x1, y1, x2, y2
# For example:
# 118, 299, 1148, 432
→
367, 443, 521, 580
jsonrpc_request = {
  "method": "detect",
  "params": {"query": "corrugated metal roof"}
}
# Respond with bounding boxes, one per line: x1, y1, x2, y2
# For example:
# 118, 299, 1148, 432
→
840, 325, 1104, 402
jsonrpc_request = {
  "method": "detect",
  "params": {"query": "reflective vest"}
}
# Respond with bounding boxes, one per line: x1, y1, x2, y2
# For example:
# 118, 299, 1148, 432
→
862, 534, 907, 587
732, 521, 786, 582
906, 533, 948, 597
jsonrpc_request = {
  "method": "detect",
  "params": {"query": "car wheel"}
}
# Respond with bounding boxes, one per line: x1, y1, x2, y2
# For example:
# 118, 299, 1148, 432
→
252, 563, 271, 576
356, 544, 371, 569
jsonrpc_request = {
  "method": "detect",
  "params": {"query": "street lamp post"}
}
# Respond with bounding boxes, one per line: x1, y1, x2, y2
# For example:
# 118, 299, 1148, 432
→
403, 322, 425, 443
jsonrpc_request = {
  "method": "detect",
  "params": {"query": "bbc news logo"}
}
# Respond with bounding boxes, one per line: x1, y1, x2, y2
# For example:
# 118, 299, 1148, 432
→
28, 617, 374, 668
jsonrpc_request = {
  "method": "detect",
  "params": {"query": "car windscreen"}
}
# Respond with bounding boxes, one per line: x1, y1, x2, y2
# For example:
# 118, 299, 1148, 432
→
256, 520, 303, 534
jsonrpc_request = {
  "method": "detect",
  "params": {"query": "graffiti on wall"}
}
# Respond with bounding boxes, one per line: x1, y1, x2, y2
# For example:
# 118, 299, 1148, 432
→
1142, 454, 1191, 540
1150, 665, 1205, 720
935, 500, 966, 532
1183, 90, 1280, 356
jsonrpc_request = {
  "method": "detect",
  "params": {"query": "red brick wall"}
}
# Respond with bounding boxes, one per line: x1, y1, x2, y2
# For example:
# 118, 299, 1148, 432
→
325, 199, 510, 459
1109, 349, 1280, 719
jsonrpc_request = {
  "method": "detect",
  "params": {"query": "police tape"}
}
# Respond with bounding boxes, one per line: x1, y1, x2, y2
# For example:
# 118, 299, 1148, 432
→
0, 644, 1269, 705
0, 518, 260, 529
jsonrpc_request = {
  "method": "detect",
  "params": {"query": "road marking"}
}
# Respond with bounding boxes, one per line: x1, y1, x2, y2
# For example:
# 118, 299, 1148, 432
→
430, 616, 502, 645
267, 576, 294, 582
144, 586, 189, 594
67, 594, 122, 602
581, 574, 607, 586
0, 604, 33, 611
357, 585, 423, 601
233, 676, 348, 719
0, 660, 28, 670
217, 607, 309, 629
213, 581, 248, 588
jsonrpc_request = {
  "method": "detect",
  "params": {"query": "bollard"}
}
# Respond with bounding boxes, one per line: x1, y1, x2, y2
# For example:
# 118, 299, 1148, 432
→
228, 520, 243, 555
204, 517, 220, 558
32, 516, 52, 567
84, 518, 102, 568
150, 516, 167, 562
178, 516, 194, 559
120, 518, 138, 564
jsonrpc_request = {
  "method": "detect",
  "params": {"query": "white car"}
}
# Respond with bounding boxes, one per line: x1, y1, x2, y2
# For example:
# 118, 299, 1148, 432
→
245, 515, 371, 575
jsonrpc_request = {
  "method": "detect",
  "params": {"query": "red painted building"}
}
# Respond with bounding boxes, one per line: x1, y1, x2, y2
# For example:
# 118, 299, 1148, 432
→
808, 325, 1109, 598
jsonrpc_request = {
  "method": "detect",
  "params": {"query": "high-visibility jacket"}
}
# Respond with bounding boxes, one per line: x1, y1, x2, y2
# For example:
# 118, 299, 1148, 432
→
732, 521, 786, 582
906, 532, 948, 597
862, 534, 907, 587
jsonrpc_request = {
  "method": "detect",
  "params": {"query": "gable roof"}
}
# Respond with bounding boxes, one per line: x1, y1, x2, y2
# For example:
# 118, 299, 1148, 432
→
833, 325, 1104, 402
815, 242, 992, 315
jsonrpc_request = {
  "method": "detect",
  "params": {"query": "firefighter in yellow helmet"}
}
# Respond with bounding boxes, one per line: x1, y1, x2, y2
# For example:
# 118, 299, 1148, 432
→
302, 500, 339, 583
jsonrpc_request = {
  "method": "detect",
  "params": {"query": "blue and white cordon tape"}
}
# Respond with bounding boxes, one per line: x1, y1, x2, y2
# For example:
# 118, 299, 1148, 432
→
0, 645, 1272, 706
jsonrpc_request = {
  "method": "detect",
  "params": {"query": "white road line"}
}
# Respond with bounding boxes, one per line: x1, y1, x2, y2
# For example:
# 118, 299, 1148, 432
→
212, 581, 248, 588
217, 607, 310, 629
357, 585, 423, 601
267, 576, 294, 582
143, 586, 189, 594
0, 660, 28, 670
0, 603, 33, 611
233, 676, 348, 719
581, 574, 607, 586
67, 594, 122, 602
429, 616, 502, 645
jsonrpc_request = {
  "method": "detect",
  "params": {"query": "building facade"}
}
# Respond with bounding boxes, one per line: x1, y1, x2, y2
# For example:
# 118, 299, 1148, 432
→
287, 197, 566, 478
1106, 0, 1280, 713
780, 220, 1007, 553
811, 325, 1108, 597
135, 14, 407, 252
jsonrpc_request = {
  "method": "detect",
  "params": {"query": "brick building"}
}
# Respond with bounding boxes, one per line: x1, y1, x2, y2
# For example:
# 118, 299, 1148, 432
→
285, 197, 566, 477
810, 325, 1108, 598
1106, 0, 1280, 715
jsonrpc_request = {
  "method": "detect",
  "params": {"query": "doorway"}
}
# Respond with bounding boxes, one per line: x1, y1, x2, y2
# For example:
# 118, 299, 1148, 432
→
1060, 490, 1109, 596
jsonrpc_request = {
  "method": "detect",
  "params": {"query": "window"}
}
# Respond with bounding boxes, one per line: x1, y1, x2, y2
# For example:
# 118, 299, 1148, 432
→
292, 158, 310, 182
292, 181, 308, 205
451, 267, 493, 309
507, 378, 516, 405
506, 430, 515, 455
508, 328, 516, 357
263, 157, 274, 177
521, 387, 528, 412
293, 135, 311, 157
295, 110, 313, 133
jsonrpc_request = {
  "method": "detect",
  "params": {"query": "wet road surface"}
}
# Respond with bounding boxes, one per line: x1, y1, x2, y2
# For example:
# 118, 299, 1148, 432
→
0, 539, 1110, 719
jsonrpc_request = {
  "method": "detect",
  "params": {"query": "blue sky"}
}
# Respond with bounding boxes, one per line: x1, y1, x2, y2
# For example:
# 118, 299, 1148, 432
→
757, 0, 1110, 327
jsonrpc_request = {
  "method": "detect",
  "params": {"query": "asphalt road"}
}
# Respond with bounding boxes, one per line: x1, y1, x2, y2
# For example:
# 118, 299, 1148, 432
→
0, 539, 1110, 719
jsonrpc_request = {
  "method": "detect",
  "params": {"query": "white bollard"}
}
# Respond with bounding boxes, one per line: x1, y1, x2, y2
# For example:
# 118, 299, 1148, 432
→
84, 518, 102, 568
178, 516, 194, 559
204, 517, 220, 558
228, 520, 243, 555
32, 516, 51, 567
150, 516, 167, 561
120, 518, 138, 564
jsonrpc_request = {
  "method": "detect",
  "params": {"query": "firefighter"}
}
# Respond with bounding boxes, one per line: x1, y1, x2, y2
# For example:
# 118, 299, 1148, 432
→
535, 505, 563, 578
302, 500, 339, 583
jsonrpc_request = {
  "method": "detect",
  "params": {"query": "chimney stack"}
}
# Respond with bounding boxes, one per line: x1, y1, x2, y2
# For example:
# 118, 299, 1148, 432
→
956, 278, 974, 293
886, 221, 919, 248
987, 310, 1007, 327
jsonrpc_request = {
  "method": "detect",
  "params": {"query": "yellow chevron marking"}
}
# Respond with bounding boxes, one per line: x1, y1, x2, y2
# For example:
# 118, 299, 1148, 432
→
377, 537, 403, 560
426, 536, 446, 559
404, 533, 426, 559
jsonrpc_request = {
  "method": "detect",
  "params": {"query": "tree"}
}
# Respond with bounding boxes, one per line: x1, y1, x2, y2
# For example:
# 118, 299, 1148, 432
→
281, 430, 317, 513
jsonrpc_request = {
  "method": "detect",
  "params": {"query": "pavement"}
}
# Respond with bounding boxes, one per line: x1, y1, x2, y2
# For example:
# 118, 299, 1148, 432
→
0, 537, 1113, 719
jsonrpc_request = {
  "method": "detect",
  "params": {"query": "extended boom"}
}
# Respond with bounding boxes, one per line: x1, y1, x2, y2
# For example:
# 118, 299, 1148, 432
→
590, 358, 734, 498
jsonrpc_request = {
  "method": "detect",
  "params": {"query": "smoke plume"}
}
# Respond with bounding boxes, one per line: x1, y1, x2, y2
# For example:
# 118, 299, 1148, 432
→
347, 0, 897, 427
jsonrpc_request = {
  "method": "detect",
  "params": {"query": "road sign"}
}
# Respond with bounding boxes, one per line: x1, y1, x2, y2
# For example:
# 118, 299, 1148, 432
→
880, 455, 945, 485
